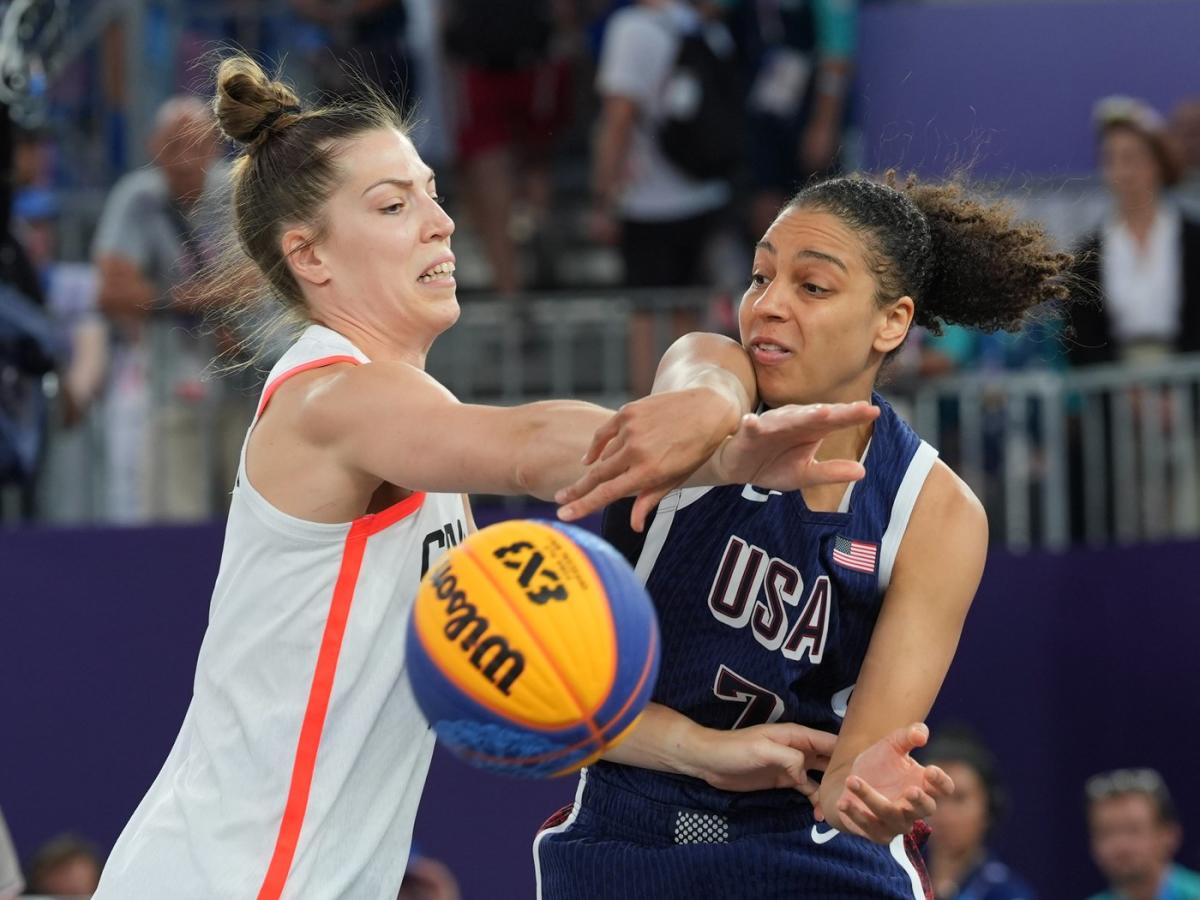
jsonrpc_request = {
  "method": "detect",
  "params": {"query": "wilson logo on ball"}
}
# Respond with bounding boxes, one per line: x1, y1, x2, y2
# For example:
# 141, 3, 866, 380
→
429, 561, 525, 695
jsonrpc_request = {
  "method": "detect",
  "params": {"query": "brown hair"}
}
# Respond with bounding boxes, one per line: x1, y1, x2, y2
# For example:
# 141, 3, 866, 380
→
194, 54, 409, 363
784, 172, 1073, 341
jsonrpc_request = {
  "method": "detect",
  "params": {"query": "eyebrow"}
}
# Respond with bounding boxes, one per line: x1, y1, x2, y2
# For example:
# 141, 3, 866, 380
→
754, 240, 847, 274
361, 170, 437, 196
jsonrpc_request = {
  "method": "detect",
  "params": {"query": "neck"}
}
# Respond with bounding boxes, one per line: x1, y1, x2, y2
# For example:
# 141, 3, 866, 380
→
314, 312, 431, 369
929, 844, 984, 895
1118, 199, 1161, 239
1117, 866, 1169, 900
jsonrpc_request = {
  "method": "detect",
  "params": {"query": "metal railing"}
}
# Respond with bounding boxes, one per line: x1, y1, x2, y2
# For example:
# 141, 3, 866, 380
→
909, 357, 1200, 551
18, 290, 1200, 552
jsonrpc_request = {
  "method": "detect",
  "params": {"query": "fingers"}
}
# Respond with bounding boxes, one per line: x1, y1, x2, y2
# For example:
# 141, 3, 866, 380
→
580, 414, 622, 466
773, 724, 837, 766
755, 401, 879, 438
922, 764, 955, 799
888, 722, 930, 757
631, 485, 674, 533
841, 776, 938, 843
557, 465, 652, 522
754, 741, 813, 794
802, 459, 866, 486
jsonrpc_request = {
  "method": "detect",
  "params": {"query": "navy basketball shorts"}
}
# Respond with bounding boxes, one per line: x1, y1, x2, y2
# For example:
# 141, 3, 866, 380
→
533, 769, 931, 900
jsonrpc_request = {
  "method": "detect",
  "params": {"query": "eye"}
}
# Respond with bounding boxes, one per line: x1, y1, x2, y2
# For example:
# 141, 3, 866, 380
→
749, 272, 770, 288
802, 282, 830, 296
382, 202, 405, 215
431, 193, 446, 206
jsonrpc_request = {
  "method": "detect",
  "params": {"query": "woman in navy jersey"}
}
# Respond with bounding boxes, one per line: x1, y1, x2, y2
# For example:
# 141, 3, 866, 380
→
543, 174, 1072, 898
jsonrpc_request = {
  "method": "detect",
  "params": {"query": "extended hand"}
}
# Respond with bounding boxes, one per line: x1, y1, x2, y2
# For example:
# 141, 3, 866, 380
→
815, 723, 954, 843
557, 398, 878, 530
712, 402, 879, 492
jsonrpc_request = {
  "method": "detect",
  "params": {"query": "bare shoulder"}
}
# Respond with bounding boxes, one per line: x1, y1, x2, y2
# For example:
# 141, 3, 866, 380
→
896, 459, 989, 581
292, 360, 456, 445
916, 460, 987, 535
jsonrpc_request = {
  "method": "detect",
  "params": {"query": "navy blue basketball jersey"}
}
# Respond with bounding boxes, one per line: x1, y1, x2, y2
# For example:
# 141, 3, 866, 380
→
595, 393, 938, 809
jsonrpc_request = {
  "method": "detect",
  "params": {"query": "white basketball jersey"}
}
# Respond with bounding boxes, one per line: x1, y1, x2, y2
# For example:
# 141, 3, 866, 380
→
95, 325, 468, 900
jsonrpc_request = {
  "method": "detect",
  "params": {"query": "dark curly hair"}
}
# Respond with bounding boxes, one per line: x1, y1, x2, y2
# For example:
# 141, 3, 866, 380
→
785, 172, 1073, 338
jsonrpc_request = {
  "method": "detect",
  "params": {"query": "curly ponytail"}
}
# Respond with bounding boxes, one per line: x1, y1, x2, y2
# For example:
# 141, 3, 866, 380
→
785, 172, 1073, 336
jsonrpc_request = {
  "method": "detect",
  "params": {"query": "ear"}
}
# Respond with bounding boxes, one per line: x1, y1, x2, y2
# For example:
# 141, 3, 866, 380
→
873, 295, 915, 355
281, 227, 330, 288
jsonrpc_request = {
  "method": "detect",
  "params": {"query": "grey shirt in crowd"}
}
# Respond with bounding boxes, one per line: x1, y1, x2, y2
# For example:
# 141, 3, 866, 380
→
0, 805, 23, 900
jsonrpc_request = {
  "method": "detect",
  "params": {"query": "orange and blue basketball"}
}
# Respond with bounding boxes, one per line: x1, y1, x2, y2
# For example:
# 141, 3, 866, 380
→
405, 519, 660, 777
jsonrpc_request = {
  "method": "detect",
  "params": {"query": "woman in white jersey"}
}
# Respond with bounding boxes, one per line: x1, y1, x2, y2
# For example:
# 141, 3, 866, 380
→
92, 56, 879, 900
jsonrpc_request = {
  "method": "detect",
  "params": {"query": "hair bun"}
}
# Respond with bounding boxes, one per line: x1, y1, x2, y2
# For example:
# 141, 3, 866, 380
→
213, 56, 302, 147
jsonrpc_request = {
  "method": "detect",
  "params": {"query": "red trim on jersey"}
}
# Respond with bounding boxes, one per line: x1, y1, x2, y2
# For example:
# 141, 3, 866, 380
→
904, 820, 934, 900
357, 490, 426, 535
256, 494, 425, 899
256, 355, 362, 417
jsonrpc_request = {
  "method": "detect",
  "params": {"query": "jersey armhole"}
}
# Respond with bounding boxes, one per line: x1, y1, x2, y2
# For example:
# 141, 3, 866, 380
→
877, 441, 939, 592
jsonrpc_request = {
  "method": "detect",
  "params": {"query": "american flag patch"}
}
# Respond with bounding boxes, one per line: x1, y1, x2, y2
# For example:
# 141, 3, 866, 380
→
832, 536, 878, 574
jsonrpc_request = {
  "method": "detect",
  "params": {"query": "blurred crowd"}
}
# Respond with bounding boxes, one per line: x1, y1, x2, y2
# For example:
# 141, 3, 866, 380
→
5, 738, 1197, 899
1, 0, 1199, 530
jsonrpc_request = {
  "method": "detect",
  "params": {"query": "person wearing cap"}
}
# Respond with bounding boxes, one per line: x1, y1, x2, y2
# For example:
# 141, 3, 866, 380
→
1085, 768, 1200, 900
1066, 96, 1200, 367
921, 729, 1037, 900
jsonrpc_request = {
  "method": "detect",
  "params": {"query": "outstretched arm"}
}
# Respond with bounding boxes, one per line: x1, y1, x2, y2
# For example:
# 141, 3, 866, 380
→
303, 354, 872, 503
814, 462, 987, 842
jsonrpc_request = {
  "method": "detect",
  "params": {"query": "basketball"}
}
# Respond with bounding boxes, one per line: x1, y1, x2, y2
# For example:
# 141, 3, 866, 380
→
405, 520, 660, 777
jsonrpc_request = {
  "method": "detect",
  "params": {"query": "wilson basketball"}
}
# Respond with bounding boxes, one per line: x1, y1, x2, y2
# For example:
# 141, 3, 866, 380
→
405, 519, 660, 777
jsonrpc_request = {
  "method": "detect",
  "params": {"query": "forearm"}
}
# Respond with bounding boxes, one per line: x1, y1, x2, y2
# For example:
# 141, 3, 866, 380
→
600, 702, 708, 779
592, 101, 635, 211
514, 400, 614, 500
653, 333, 758, 486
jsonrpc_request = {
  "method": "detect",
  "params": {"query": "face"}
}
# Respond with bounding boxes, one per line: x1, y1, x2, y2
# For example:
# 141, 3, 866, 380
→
1089, 793, 1178, 888
1101, 127, 1163, 210
36, 855, 101, 894
927, 761, 990, 857
737, 208, 912, 407
154, 113, 218, 203
294, 128, 457, 347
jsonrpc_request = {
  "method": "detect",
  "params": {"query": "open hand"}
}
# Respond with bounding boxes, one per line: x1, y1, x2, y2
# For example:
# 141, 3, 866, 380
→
711, 402, 879, 493
815, 723, 955, 843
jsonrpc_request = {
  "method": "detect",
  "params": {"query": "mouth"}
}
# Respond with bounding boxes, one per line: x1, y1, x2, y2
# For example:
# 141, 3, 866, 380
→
417, 257, 456, 284
748, 339, 793, 366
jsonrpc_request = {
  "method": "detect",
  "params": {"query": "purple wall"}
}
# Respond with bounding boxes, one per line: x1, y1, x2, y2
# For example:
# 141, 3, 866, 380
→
2, 514, 1198, 898
857, 0, 1200, 177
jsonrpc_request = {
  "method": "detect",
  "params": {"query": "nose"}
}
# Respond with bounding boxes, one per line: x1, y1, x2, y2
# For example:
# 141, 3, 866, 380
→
422, 194, 455, 243
749, 281, 788, 323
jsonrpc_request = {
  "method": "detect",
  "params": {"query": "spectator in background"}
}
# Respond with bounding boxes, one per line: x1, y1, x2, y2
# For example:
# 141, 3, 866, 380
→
445, 0, 575, 296
25, 834, 103, 897
0, 807, 21, 900
396, 846, 461, 900
290, 0, 415, 112
592, 0, 735, 393
92, 96, 239, 523
1170, 99, 1200, 219
922, 729, 1037, 900
1067, 97, 1200, 367
1086, 768, 1200, 900
728, 0, 858, 239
